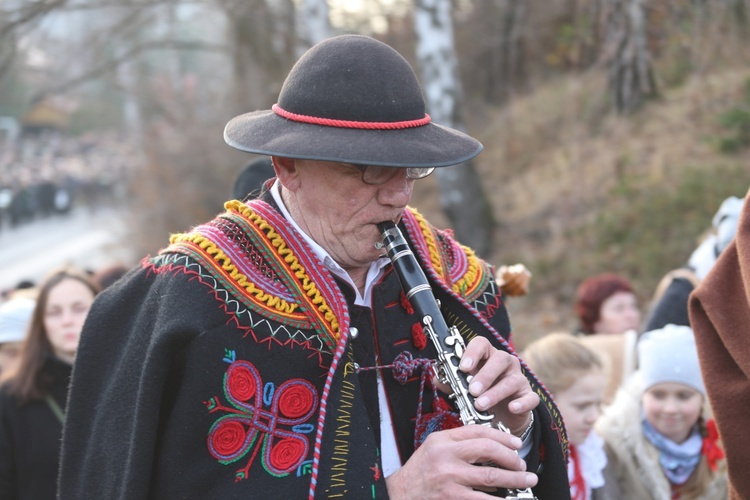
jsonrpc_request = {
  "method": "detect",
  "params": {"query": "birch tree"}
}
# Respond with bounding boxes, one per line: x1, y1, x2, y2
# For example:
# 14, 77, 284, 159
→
295, 0, 333, 56
414, 0, 494, 256
602, 0, 658, 113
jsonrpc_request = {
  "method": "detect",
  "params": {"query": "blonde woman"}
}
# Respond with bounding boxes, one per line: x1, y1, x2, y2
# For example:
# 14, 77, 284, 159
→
522, 333, 619, 499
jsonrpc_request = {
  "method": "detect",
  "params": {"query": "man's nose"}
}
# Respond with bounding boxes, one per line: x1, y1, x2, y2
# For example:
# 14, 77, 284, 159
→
377, 170, 413, 206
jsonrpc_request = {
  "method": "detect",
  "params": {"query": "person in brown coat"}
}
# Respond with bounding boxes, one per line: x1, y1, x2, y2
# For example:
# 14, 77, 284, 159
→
689, 188, 750, 500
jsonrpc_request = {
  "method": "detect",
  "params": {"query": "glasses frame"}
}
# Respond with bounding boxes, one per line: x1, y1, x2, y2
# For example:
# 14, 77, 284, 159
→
352, 164, 436, 185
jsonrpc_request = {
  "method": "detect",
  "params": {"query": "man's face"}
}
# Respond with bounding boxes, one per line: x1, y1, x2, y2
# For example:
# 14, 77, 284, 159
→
279, 159, 414, 270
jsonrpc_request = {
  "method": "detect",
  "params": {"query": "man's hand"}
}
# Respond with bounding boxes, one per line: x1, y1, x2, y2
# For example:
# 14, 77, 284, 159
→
385, 424, 538, 499
458, 336, 538, 435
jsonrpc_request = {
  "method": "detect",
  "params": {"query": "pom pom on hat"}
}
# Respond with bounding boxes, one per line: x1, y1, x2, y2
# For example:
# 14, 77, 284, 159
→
0, 298, 35, 344
637, 324, 705, 395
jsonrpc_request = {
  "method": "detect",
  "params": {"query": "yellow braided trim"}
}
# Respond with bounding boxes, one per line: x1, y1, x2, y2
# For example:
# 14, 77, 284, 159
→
409, 208, 445, 280
169, 232, 299, 315
409, 208, 484, 296
226, 201, 340, 337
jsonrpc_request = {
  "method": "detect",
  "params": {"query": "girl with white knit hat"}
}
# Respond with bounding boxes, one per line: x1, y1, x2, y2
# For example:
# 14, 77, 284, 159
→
596, 324, 728, 499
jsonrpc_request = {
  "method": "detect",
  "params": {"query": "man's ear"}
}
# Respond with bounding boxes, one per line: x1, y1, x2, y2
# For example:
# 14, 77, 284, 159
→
272, 156, 301, 191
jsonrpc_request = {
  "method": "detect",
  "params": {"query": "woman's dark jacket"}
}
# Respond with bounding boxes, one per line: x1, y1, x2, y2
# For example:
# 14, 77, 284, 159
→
0, 355, 71, 500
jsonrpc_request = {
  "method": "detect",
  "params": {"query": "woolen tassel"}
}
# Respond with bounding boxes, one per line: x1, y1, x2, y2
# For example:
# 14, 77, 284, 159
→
411, 323, 427, 350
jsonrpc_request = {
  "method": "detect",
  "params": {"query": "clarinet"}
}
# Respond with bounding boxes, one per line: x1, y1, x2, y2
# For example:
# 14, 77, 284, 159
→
377, 221, 537, 500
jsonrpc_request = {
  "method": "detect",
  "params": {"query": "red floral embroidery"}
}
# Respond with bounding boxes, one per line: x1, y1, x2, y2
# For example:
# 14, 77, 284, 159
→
278, 384, 316, 419
702, 419, 725, 472
269, 438, 307, 471
228, 365, 257, 401
205, 352, 319, 481
211, 420, 248, 456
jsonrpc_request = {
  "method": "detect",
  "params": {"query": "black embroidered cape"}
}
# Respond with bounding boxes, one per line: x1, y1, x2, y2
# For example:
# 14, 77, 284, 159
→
59, 197, 569, 499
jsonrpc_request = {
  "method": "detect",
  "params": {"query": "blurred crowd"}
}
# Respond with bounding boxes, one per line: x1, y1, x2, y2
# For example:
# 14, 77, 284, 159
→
0, 131, 135, 232
515, 194, 743, 499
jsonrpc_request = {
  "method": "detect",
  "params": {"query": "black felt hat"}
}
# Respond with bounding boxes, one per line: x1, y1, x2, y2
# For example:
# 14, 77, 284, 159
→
224, 35, 482, 168
232, 157, 275, 199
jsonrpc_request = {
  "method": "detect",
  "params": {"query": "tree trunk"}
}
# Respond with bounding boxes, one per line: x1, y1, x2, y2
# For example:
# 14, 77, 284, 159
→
413, 0, 495, 257
295, 0, 332, 56
603, 0, 659, 114
224, 0, 296, 111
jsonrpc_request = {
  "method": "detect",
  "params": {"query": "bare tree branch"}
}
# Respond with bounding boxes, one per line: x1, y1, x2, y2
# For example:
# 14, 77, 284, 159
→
0, 0, 70, 39
43, 39, 229, 96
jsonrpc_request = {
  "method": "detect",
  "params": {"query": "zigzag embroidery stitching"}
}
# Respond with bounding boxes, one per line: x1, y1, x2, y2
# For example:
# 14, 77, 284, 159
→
402, 209, 489, 304
244, 201, 349, 331
216, 211, 313, 305
227, 200, 347, 351
147, 254, 333, 358
166, 231, 303, 317
163, 238, 311, 329
470, 276, 500, 314
402, 208, 446, 281
207, 218, 296, 302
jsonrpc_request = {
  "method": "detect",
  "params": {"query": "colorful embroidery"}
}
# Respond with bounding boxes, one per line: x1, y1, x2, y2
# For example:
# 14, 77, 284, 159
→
204, 351, 319, 481
402, 208, 490, 304
143, 255, 332, 359
157, 199, 350, 353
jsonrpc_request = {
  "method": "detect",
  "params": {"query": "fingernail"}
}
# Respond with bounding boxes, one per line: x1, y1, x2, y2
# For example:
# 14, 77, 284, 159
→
510, 402, 521, 413
525, 472, 538, 487
460, 357, 473, 370
469, 380, 483, 395
511, 436, 523, 449
518, 458, 526, 470
476, 396, 489, 409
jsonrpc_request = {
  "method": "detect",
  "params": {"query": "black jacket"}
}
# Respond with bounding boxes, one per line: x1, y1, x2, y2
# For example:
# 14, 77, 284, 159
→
0, 355, 71, 500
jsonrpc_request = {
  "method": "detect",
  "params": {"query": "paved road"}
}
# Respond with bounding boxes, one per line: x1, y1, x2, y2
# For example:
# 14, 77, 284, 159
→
0, 206, 136, 293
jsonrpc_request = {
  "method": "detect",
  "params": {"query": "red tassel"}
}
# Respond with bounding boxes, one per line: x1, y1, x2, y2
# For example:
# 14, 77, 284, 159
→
702, 419, 725, 472
400, 291, 414, 315
411, 323, 427, 350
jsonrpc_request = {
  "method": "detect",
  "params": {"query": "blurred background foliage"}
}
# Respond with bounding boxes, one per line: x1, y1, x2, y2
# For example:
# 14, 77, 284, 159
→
1, 0, 749, 343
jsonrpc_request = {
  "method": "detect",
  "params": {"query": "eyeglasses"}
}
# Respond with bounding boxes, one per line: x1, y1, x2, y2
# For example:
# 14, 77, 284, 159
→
352, 164, 435, 185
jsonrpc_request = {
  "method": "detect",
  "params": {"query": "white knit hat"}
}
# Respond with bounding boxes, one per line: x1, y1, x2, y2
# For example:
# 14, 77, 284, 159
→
0, 298, 35, 344
637, 324, 705, 395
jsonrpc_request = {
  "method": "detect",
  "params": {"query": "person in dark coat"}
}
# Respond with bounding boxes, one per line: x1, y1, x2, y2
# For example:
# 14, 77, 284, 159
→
643, 195, 743, 332
58, 35, 569, 499
232, 157, 275, 201
0, 267, 99, 500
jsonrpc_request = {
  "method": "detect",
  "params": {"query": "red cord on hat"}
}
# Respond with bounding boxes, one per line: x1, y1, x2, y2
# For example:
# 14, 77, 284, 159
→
272, 104, 431, 130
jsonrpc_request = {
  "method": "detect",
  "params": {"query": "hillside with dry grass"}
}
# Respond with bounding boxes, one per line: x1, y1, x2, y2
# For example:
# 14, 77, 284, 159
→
411, 68, 750, 349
